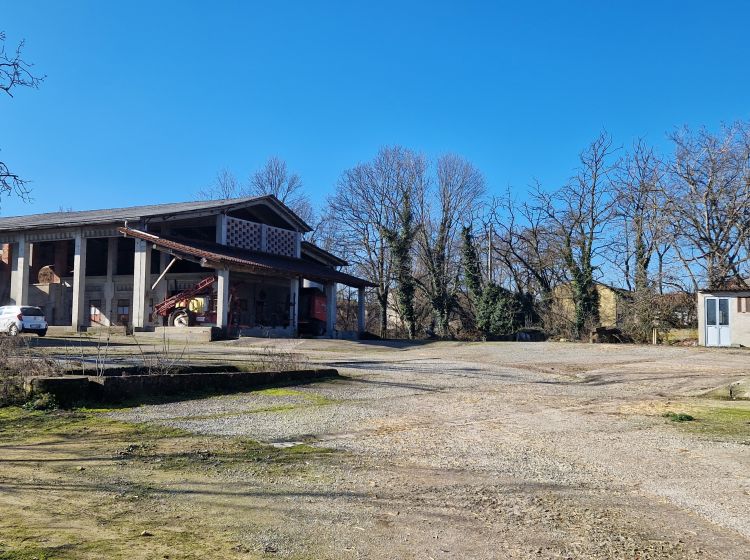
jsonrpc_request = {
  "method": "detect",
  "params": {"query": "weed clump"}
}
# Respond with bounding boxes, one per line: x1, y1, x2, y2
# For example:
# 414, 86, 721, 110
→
23, 392, 59, 411
663, 411, 695, 422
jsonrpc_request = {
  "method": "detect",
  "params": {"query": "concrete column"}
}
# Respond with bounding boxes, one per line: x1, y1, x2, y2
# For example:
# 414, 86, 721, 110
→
216, 268, 229, 329
216, 214, 227, 244
131, 237, 152, 330
10, 235, 30, 306
289, 277, 299, 333
103, 237, 117, 326
357, 287, 366, 335
0, 244, 11, 304
71, 232, 87, 331
325, 282, 337, 337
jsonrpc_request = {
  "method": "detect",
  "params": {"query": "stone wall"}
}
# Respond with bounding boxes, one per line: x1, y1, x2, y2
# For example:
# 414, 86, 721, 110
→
25, 368, 339, 406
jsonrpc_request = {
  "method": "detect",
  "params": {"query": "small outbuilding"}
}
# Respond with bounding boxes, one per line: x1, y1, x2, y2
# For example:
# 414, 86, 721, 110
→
696, 289, 750, 347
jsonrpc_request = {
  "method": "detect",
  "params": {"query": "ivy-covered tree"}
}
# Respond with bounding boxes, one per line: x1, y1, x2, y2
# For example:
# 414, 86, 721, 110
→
534, 132, 616, 338
386, 186, 417, 338
461, 225, 483, 303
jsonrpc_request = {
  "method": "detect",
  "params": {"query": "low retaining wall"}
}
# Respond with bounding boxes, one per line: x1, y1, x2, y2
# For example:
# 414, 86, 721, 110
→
24, 368, 339, 406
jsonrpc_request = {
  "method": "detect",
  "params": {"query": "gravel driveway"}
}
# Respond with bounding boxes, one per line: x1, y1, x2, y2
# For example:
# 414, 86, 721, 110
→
111, 341, 750, 559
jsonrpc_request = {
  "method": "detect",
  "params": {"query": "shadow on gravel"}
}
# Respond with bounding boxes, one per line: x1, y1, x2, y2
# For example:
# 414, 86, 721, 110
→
332, 360, 496, 377
0, 478, 365, 501
340, 375, 445, 393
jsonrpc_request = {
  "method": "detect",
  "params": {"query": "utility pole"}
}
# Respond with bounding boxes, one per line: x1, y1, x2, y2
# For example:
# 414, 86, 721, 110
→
487, 224, 493, 284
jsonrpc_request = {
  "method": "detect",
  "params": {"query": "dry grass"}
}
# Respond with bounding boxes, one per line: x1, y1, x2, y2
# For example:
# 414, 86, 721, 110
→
0, 337, 63, 407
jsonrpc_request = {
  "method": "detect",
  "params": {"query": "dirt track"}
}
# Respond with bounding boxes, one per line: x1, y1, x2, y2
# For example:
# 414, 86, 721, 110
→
2, 339, 750, 559
110, 340, 750, 559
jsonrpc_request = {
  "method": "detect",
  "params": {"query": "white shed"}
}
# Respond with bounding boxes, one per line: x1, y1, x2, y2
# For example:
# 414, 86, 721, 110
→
697, 290, 750, 347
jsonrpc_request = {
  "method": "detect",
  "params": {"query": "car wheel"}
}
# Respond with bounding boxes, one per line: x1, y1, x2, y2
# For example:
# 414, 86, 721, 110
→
38, 329, 47, 337
8, 324, 19, 336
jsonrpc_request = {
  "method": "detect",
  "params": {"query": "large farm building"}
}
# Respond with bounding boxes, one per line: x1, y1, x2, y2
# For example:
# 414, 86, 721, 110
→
0, 196, 372, 337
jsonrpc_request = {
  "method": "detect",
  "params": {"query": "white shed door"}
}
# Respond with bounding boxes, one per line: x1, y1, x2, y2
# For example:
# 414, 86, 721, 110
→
705, 297, 731, 347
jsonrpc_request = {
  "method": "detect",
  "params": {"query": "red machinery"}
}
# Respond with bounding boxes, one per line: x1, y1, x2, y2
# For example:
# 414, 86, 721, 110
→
298, 286, 328, 336
154, 276, 217, 327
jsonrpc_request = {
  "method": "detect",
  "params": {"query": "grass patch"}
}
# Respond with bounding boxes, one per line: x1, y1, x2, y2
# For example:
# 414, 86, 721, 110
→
659, 402, 750, 442
258, 387, 305, 397
0, 407, 186, 444
662, 411, 695, 422
257, 387, 337, 406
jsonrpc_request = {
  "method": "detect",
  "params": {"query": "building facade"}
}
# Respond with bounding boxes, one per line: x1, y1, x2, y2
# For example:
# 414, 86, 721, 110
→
0, 196, 372, 337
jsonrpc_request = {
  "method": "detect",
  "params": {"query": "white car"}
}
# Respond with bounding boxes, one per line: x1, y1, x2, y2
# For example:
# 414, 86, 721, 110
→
0, 305, 48, 337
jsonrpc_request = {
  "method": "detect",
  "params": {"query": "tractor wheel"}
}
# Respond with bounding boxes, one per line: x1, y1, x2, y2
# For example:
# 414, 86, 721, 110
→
169, 309, 192, 327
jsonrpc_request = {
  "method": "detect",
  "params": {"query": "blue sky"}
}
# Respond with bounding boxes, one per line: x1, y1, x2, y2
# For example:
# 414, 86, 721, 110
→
1, 1, 749, 217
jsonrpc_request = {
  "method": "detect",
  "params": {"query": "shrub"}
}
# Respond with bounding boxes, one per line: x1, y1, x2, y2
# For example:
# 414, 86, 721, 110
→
23, 392, 58, 411
476, 284, 523, 339
662, 411, 695, 422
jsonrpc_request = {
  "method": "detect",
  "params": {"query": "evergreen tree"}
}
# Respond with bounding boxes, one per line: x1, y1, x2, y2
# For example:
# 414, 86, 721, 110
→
476, 284, 522, 339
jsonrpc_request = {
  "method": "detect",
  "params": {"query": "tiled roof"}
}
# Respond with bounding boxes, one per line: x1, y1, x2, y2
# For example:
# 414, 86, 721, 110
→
0, 195, 311, 232
119, 227, 375, 289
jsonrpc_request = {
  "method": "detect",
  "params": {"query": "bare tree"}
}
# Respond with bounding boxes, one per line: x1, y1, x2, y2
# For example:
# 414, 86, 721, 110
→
415, 154, 485, 338
535, 132, 618, 339
197, 168, 241, 200
610, 140, 671, 340
249, 156, 313, 224
490, 188, 566, 304
664, 123, 750, 289
613, 140, 666, 291
327, 146, 424, 338
1, 31, 44, 203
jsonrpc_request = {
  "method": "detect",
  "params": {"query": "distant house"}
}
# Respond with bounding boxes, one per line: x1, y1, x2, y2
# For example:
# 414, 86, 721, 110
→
697, 288, 750, 347
551, 281, 631, 329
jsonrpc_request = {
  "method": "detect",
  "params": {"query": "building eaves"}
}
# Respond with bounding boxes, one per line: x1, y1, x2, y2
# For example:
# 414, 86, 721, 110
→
119, 227, 375, 289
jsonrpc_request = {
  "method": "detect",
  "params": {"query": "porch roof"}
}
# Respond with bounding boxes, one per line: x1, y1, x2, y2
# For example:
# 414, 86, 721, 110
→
119, 227, 376, 289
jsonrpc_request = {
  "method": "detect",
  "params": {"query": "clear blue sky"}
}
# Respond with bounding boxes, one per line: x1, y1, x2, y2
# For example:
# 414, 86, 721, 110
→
2, 1, 749, 217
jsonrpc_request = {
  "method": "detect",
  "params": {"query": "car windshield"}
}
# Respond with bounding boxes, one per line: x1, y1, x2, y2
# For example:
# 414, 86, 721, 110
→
20, 307, 44, 317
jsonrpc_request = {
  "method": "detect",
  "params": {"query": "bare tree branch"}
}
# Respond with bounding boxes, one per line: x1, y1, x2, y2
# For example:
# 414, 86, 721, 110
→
0, 31, 44, 204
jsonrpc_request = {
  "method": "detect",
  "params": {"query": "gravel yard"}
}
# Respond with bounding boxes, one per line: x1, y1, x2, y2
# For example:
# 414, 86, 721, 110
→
106, 340, 750, 559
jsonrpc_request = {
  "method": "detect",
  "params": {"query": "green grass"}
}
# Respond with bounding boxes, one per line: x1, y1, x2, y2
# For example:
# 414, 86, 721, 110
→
662, 411, 695, 422
662, 403, 750, 442
0, 406, 185, 444
257, 387, 337, 406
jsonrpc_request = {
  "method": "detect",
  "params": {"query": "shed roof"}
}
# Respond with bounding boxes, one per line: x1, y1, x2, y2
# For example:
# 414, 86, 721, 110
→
0, 195, 311, 233
119, 227, 375, 289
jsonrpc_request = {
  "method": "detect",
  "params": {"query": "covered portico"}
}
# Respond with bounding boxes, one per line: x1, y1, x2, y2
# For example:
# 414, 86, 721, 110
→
119, 227, 373, 337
